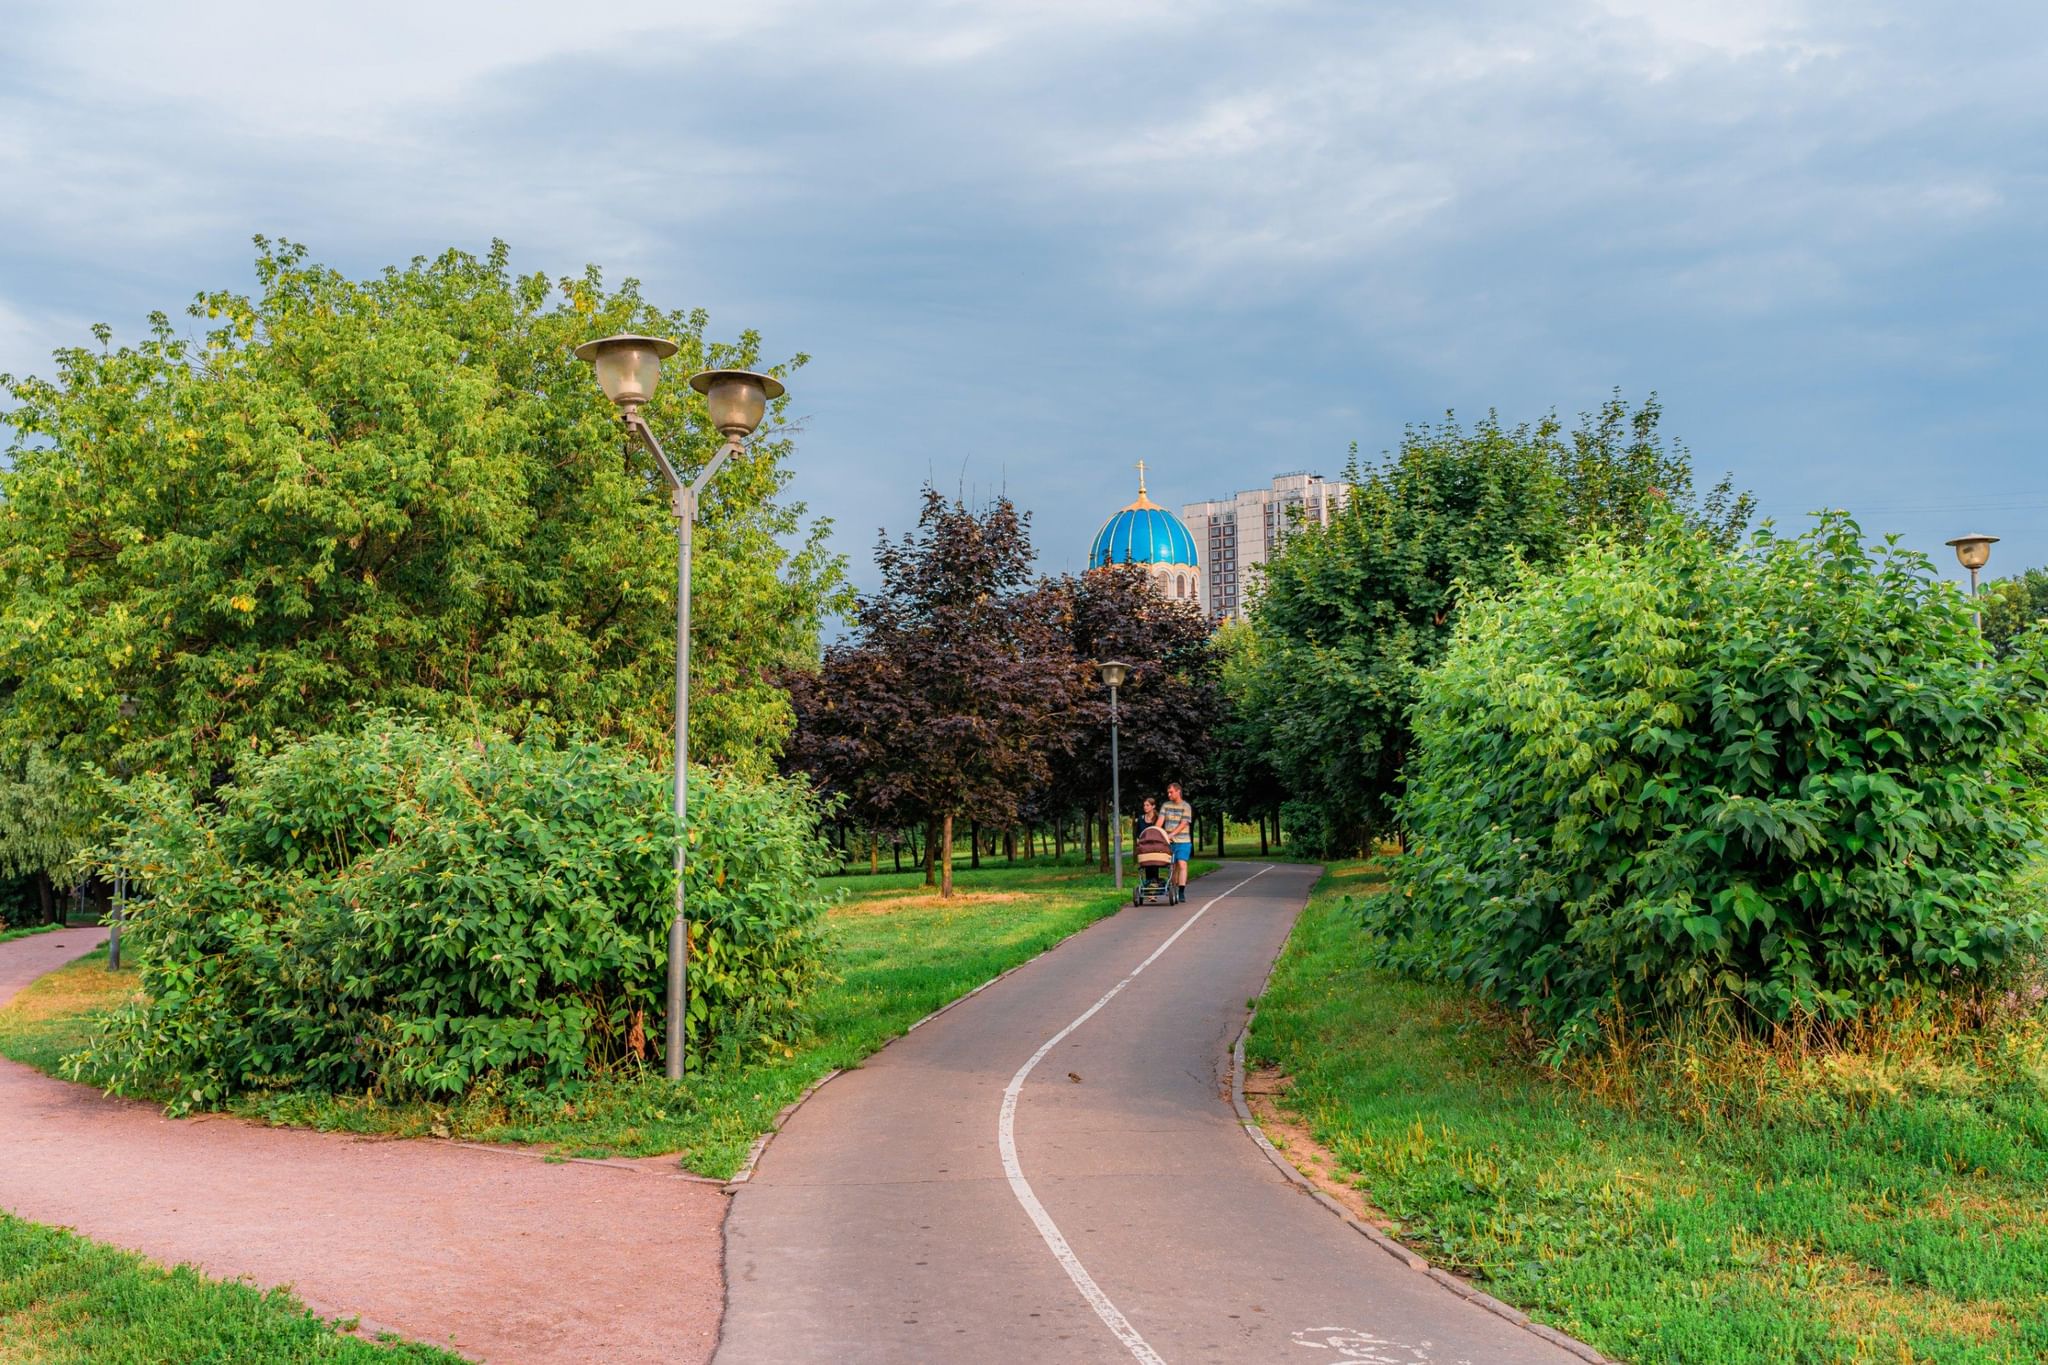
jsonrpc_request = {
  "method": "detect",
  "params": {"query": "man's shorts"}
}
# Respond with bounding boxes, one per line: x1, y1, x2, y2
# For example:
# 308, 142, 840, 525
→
1170, 840, 1192, 863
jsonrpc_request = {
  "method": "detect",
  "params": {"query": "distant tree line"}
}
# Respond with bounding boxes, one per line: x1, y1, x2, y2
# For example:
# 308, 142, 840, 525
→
1226, 393, 1755, 856
782, 396, 1768, 881
782, 486, 1247, 895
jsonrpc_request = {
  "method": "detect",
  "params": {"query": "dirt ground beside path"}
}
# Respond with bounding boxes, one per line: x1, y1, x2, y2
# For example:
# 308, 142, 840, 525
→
0, 933, 726, 1365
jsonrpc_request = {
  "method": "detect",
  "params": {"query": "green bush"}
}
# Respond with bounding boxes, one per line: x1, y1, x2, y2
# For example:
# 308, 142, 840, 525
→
72, 717, 833, 1108
1374, 510, 2047, 1055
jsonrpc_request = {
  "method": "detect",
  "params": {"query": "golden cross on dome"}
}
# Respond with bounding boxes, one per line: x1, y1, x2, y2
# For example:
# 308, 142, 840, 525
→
1136, 459, 1147, 495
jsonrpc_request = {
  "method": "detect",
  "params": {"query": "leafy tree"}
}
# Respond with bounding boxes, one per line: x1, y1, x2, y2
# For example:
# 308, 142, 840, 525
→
1376, 510, 2048, 1054
0, 239, 844, 816
1034, 562, 1221, 865
1246, 394, 1750, 854
0, 747, 85, 924
1204, 621, 1288, 850
1981, 567, 2048, 661
785, 487, 1073, 895
780, 638, 911, 857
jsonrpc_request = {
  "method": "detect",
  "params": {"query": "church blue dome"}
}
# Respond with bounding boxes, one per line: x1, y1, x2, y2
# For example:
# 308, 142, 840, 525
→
1089, 471, 1197, 569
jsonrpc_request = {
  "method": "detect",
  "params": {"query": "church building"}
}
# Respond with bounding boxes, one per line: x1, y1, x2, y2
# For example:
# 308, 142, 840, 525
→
1087, 462, 1201, 604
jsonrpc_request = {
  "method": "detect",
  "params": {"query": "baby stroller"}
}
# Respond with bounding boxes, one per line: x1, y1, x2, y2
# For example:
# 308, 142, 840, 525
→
1133, 823, 1175, 906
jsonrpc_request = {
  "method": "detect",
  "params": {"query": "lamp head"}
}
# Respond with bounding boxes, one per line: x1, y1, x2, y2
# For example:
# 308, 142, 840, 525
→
1097, 659, 1130, 690
573, 334, 679, 417
689, 369, 786, 443
1946, 534, 1998, 572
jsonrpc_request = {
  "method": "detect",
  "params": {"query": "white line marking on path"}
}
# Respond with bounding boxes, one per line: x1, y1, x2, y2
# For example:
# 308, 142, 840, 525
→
998, 863, 1277, 1365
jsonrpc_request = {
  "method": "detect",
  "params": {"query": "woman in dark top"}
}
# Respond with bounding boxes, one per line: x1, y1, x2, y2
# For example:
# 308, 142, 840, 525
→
1134, 795, 1162, 845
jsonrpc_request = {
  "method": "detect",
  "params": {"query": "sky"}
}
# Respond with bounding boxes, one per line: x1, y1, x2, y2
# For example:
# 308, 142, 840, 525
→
3, 0, 2044, 597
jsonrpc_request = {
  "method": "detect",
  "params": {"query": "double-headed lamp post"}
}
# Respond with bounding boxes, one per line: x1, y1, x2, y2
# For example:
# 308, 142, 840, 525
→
1097, 660, 1131, 889
575, 334, 785, 1082
1946, 534, 1999, 655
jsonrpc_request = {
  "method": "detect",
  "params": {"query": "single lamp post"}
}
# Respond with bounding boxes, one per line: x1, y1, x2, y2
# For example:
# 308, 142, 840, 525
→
108, 872, 124, 971
109, 697, 135, 971
1946, 534, 1998, 656
575, 334, 785, 1082
1097, 660, 1130, 889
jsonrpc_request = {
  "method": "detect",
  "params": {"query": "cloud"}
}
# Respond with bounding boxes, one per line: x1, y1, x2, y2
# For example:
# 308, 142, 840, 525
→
2, 0, 2045, 583
0, 295, 70, 385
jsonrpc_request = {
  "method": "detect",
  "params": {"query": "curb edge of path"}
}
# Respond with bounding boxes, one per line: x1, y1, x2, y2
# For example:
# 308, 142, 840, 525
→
1227, 934, 1615, 1365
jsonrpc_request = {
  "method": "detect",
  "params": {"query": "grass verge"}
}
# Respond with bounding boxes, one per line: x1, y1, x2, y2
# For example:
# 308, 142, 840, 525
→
0, 1213, 467, 1363
0, 922, 77, 946
1247, 860, 2048, 1364
0, 947, 137, 1072
1, 860, 1216, 1180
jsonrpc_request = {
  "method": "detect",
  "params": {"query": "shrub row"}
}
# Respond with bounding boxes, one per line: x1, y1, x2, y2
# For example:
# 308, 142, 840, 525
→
1373, 511, 2048, 1054
73, 716, 832, 1108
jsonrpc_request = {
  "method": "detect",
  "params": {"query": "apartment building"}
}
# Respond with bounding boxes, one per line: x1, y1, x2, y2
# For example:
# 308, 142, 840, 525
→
1180, 472, 1353, 624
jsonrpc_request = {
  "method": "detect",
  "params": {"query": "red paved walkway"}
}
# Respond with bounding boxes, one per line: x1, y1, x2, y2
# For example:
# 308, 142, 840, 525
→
0, 930, 726, 1365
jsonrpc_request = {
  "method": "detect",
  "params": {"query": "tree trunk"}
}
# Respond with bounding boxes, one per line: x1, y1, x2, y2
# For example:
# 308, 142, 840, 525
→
35, 871, 54, 925
1054, 816, 1064, 862
1273, 806, 1282, 848
893, 838, 903, 874
969, 820, 981, 870
1082, 812, 1092, 864
1098, 801, 1111, 874
1259, 813, 1269, 856
941, 811, 956, 898
1005, 829, 1015, 863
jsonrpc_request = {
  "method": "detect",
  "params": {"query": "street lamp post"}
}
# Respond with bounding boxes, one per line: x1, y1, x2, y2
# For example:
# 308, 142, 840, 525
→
108, 872, 124, 971
110, 697, 134, 972
1097, 661, 1130, 889
1946, 534, 1999, 661
575, 334, 785, 1082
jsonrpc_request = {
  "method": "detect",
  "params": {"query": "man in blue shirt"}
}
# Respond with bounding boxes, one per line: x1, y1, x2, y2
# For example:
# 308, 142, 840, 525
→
1159, 782, 1194, 904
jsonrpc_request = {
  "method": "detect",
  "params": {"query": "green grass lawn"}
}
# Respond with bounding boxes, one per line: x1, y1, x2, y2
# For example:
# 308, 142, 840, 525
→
1248, 861, 2048, 1365
0, 860, 1214, 1179
0, 1213, 468, 1363
0, 921, 81, 946
0, 946, 138, 1074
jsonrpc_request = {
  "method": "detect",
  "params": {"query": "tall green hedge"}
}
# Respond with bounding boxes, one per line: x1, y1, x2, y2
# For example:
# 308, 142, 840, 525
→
73, 717, 833, 1108
1374, 511, 2047, 1054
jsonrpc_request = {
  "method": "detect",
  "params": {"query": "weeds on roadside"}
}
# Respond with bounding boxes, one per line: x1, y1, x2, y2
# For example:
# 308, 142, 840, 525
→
1559, 980, 2048, 1141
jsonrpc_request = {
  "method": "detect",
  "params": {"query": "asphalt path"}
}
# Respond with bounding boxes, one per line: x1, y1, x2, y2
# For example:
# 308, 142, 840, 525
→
718, 861, 1583, 1365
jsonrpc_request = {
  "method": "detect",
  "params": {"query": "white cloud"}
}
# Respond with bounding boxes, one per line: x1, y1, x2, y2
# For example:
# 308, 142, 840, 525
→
1594, 0, 1843, 67
30, 0, 774, 132
4, 0, 2045, 574
0, 295, 81, 386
